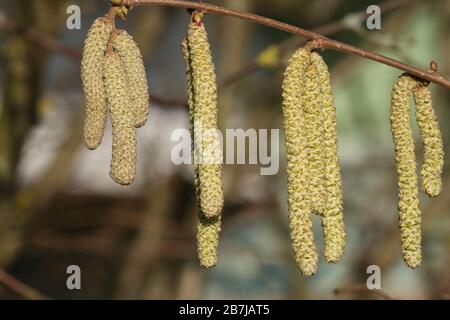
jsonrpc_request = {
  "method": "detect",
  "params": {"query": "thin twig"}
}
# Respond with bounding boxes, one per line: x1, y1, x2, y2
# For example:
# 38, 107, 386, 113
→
334, 284, 394, 300
124, 0, 450, 89
0, 268, 49, 300
219, 0, 416, 88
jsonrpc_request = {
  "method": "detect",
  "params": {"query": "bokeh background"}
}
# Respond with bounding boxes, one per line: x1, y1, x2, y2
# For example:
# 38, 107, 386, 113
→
0, 0, 449, 300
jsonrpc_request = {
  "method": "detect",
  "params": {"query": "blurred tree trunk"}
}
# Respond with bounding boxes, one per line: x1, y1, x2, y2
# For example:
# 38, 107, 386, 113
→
0, 0, 68, 267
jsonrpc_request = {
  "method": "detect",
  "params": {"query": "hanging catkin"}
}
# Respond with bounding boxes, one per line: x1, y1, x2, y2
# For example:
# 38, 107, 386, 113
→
304, 57, 327, 215
186, 12, 224, 219
413, 84, 444, 198
113, 29, 150, 128
282, 47, 318, 276
81, 18, 112, 150
390, 74, 422, 268
310, 52, 346, 263
182, 37, 221, 268
104, 52, 137, 186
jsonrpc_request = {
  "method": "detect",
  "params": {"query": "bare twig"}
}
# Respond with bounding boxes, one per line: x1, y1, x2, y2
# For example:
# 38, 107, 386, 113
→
334, 284, 394, 300
0, 268, 49, 300
219, 0, 416, 88
124, 0, 450, 89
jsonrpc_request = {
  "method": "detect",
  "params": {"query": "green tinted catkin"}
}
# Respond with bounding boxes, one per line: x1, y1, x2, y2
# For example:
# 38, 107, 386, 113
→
304, 59, 327, 215
186, 13, 224, 219
81, 18, 112, 150
113, 30, 149, 128
282, 47, 318, 276
390, 75, 422, 268
413, 84, 444, 198
104, 53, 137, 186
310, 52, 346, 263
183, 37, 221, 269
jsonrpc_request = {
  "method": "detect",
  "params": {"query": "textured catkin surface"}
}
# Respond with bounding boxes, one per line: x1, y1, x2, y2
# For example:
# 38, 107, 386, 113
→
81, 18, 112, 150
311, 52, 346, 263
113, 30, 149, 128
304, 59, 327, 215
413, 85, 444, 198
391, 75, 422, 268
186, 17, 224, 219
104, 53, 137, 186
282, 48, 318, 276
183, 37, 221, 269
197, 215, 221, 269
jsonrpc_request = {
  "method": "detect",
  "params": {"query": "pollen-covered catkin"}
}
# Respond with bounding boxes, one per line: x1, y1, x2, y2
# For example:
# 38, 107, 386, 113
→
113, 29, 149, 128
186, 13, 224, 219
304, 58, 327, 215
183, 37, 222, 269
197, 215, 221, 269
391, 74, 422, 268
104, 53, 137, 186
310, 52, 346, 263
282, 47, 318, 276
81, 18, 112, 150
413, 84, 444, 198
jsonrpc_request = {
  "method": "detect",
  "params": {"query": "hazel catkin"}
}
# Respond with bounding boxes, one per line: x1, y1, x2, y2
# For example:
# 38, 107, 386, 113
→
104, 52, 137, 186
183, 36, 222, 269
304, 57, 327, 216
310, 52, 346, 264
113, 29, 150, 128
186, 12, 224, 219
413, 84, 444, 198
390, 74, 422, 268
282, 47, 318, 276
81, 18, 112, 150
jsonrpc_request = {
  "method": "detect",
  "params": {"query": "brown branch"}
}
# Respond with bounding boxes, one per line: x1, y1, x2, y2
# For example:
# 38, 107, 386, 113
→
334, 284, 394, 300
219, 0, 416, 89
0, 268, 49, 300
124, 0, 450, 90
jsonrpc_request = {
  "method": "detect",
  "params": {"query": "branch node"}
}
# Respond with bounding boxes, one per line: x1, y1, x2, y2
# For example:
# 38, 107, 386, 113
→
305, 39, 326, 51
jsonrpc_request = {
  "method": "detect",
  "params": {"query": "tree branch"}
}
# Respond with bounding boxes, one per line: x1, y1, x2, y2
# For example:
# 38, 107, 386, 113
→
0, 268, 49, 300
124, 0, 450, 90
219, 0, 416, 89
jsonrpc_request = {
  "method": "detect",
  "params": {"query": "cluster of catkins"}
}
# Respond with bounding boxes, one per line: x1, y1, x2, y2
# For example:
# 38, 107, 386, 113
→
390, 74, 444, 268
81, 8, 444, 274
281, 47, 346, 276
81, 15, 149, 186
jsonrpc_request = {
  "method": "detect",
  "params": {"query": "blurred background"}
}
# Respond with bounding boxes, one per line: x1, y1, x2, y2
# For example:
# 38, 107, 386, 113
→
0, 0, 449, 300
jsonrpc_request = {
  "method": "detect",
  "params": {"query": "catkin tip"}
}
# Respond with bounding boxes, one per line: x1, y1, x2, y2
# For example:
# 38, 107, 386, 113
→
197, 215, 221, 269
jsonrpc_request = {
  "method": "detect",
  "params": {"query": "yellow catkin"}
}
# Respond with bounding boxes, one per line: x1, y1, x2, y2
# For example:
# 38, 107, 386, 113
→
413, 84, 444, 198
304, 59, 327, 215
113, 29, 150, 128
310, 52, 346, 263
104, 53, 137, 186
197, 215, 221, 269
282, 47, 318, 276
183, 37, 221, 269
390, 74, 422, 268
81, 18, 112, 150
186, 13, 224, 219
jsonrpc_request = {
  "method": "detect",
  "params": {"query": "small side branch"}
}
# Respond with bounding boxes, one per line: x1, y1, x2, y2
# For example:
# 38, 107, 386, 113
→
0, 268, 49, 300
